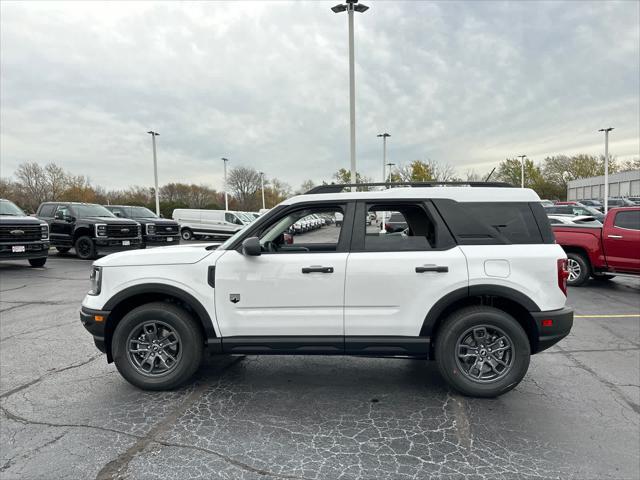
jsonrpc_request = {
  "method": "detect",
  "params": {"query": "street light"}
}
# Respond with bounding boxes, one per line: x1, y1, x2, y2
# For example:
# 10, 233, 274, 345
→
385, 162, 396, 183
147, 131, 160, 216
259, 171, 265, 210
221, 157, 229, 211
517, 155, 527, 188
332, 0, 369, 190
377, 133, 391, 185
598, 127, 614, 214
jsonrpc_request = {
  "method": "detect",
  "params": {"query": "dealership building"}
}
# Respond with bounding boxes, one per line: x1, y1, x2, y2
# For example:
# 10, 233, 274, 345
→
567, 170, 640, 201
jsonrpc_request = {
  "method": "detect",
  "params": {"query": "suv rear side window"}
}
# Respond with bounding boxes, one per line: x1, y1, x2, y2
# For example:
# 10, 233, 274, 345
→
614, 210, 640, 230
460, 202, 543, 244
364, 203, 435, 251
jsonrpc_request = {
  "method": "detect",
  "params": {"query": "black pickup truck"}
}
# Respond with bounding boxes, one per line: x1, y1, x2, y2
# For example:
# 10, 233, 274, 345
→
104, 205, 180, 247
0, 199, 50, 267
37, 202, 142, 260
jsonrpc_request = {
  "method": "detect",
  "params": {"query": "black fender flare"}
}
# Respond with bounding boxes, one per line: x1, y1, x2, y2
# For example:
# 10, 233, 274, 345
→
103, 283, 217, 341
420, 285, 540, 336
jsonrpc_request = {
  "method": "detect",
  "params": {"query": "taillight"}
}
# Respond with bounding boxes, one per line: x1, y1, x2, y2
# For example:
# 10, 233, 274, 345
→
557, 258, 569, 296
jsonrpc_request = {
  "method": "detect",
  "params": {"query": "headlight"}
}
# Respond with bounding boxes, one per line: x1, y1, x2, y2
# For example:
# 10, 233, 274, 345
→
88, 266, 102, 296
95, 224, 107, 237
146, 223, 156, 235
40, 224, 49, 240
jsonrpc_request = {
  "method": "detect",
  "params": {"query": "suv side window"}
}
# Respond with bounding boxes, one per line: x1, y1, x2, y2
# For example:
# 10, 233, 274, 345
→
460, 202, 543, 244
363, 203, 435, 252
225, 213, 242, 225
614, 210, 640, 230
257, 206, 345, 253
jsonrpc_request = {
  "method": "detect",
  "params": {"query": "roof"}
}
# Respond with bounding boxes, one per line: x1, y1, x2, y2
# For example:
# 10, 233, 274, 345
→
282, 187, 541, 205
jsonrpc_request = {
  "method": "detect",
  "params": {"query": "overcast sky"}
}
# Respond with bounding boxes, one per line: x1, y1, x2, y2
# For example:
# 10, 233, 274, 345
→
1, 0, 638, 191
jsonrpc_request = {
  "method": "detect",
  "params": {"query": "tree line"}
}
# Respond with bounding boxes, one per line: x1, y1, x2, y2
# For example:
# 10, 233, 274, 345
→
2, 155, 637, 215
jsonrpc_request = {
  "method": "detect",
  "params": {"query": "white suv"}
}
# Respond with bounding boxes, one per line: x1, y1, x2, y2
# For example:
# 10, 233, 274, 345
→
81, 183, 573, 397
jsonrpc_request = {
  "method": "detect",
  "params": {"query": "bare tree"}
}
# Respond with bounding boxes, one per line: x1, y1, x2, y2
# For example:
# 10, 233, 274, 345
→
227, 166, 262, 210
15, 162, 49, 211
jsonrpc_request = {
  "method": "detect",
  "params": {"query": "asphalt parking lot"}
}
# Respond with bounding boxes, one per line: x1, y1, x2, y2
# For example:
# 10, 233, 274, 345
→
1, 248, 639, 480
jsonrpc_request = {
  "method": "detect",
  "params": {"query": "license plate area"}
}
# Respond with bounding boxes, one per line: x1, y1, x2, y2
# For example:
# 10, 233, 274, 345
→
122, 240, 130, 246
167, 237, 173, 242
12, 245, 26, 253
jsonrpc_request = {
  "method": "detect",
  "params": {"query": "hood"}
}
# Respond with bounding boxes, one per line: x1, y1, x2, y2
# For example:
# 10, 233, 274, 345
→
1, 215, 45, 225
87, 216, 139, 225
95, 243, 223, 267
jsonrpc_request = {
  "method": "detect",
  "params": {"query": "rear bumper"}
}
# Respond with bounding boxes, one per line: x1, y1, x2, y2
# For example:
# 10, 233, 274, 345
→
531, 306, 574, 353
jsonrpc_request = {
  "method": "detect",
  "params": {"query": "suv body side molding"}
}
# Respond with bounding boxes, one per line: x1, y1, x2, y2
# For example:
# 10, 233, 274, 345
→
420, 285, 541, 336
103, 283, 217, 341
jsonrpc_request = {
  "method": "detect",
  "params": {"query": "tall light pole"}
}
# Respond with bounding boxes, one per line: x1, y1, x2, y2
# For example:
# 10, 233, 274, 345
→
377, 133, 391, 185
147, 131, 160, 216
517, 154, 527, 188
598, 128, 614, 214
386, 162, 395, 182
221, 157, 229, 211
259, 171, 266, 210
332, 0, 369, 190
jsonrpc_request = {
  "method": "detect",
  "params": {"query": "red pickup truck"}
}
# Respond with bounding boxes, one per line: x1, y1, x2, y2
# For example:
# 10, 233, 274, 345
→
552, 207, 640, 286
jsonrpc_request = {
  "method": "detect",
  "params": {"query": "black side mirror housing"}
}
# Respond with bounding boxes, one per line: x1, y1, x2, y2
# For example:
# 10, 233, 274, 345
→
242, 237, 261, 256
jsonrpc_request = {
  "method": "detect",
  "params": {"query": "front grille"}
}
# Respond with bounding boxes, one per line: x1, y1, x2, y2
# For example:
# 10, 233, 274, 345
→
155, 224, 179, 236
0, 224, 42, 242
106, 224, 139, 238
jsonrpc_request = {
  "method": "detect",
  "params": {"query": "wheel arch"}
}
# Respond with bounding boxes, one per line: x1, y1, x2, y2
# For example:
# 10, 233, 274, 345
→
73, 226, 92, 241
102, 284, 216, 362
422, 285, 541, 355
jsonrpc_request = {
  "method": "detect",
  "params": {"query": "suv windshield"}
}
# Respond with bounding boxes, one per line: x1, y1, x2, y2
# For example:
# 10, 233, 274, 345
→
73, 204, 115, 217
0, 199, 25, 216
128, 206, 157, 218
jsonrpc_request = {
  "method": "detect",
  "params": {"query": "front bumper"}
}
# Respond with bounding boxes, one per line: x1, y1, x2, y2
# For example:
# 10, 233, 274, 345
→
0, 241, 49, 260
531, 306, 574, 353
80, 306, 110, 353
94, 237, 142, 252
143, 235, 180, 246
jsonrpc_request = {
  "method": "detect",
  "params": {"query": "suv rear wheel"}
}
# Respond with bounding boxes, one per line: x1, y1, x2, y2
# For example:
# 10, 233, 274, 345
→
75, 236, 96, 260
435, 306, 530, 398
112, 302, 203, 390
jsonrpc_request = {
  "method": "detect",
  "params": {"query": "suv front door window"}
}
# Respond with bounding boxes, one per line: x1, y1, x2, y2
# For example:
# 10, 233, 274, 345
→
214, 204, 351, 339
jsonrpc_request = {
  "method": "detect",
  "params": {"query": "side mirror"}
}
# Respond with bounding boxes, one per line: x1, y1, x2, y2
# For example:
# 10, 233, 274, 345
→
54, 212, 64, 220
242, 237, 261, 256
64, 215, 74, 222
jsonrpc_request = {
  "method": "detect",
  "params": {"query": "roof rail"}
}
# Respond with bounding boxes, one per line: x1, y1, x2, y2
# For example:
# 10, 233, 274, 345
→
305, 181, 514, 194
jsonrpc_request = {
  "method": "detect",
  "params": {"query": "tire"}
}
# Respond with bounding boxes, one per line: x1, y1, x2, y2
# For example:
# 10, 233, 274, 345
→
28, 257, 47, 267
566, 252, 590, 286
181, 228, 193, 241
75, 236, 97, 260
435, 306, 531, 398
112, 302, 203, 390
56, 247, 71, 254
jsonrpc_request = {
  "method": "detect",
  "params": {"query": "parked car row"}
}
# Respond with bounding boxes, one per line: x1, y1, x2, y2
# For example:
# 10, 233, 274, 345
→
287, 213, 333, 235
542, 198, 639, 213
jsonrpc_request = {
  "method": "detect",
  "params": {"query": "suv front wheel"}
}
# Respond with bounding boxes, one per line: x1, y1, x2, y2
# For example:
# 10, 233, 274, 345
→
435, 306, 530, 398
112, 302, 203, 390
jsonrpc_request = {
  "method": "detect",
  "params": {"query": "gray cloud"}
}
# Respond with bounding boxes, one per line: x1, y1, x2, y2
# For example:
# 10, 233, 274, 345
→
1, 0, 638, 190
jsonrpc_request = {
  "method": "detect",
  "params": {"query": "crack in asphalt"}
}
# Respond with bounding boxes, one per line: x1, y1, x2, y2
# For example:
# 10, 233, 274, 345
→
0, 284, 27, 293
0, 319, 78, 344
0, 431, 67, 473
0, 300, 77, 314
93, 356, 305, 480
540, 347, 640, 355
556, 344, 640, 415
0, 353, 102, 399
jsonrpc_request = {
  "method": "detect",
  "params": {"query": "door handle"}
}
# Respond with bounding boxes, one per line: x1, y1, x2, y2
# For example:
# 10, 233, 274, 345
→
302, 266, 334, 274
415, 265, 449, 273
607, 235, 623, 239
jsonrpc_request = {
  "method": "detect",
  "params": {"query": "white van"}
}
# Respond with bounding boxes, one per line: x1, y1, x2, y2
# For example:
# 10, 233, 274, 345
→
172, 209, 249, 241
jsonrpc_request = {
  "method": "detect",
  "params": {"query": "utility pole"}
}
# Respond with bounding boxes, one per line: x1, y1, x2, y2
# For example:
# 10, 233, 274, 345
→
147, 131, 160, 216
377, 133, 391, 231
517, 155, 527, 188
331, 0, 369, 190
598, 128, 614, 214
259, 171, 265, 210
221, 157, 229, 211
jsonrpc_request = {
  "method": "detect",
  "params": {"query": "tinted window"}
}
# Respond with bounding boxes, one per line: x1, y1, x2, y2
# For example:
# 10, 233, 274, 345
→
461, 203, 543, 244
614, 211, 640, 230
38, 204, 56, 217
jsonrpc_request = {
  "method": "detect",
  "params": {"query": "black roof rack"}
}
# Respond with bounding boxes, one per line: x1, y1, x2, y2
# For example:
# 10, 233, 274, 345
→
305, 181, 514, 194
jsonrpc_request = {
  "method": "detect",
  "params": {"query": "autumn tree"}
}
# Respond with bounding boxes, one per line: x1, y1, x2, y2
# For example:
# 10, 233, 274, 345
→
227, 166, 262, 210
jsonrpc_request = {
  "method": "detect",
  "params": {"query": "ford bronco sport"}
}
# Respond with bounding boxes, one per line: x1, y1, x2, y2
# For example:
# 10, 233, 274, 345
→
80, 182, 573, 397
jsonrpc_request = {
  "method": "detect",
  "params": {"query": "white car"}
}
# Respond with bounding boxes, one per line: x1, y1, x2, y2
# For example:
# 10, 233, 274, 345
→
172, 208, 249, 240
81, 183, 573, 398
